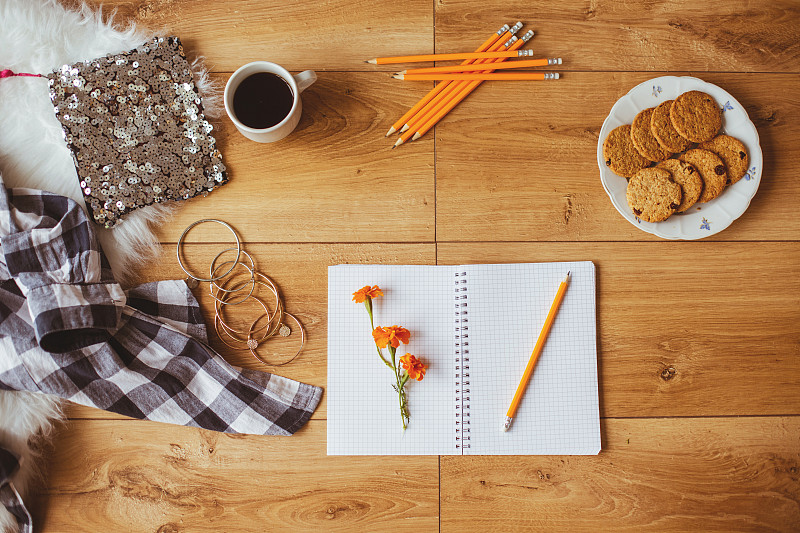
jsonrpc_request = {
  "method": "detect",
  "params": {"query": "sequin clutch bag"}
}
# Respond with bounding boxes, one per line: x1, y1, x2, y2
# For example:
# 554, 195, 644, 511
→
47, 36, 228, 228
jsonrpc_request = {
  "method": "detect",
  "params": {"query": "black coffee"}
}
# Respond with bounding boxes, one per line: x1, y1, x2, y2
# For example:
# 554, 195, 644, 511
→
232, 72, 294, 129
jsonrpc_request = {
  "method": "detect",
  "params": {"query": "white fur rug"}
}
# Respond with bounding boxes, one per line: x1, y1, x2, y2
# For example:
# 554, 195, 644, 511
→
0, 2, 220, 530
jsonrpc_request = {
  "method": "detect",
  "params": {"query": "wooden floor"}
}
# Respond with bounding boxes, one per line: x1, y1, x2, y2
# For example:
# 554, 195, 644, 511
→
34, 0, 800, 531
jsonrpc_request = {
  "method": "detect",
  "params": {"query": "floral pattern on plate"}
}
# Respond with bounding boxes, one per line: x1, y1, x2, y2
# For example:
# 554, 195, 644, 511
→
597, 76, 763, 240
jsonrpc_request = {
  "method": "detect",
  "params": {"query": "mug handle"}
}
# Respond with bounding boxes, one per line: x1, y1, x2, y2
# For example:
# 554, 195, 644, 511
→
293, 70, 317, 93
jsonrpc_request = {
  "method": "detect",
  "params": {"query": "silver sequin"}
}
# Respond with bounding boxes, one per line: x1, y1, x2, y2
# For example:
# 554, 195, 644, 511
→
46, 36, 228, 228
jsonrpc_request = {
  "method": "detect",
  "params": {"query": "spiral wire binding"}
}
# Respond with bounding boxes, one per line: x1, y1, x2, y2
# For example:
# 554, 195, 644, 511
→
454, 271, 471, 450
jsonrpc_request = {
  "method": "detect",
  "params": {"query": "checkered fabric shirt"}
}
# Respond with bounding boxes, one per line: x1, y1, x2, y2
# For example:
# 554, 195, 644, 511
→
0, 448, 31, 533
0, 174, 322, 434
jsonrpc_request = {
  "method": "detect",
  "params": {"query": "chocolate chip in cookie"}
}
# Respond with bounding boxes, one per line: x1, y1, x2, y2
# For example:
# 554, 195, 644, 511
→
603, 124, 651, 178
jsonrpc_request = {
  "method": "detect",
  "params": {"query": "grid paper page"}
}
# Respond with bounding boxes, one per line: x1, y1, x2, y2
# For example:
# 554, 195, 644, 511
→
327, 265, 455, 455
463, 262, 600, 455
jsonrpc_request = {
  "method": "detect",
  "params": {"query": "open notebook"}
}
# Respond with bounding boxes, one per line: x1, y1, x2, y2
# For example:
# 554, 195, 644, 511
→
327, 262, 600, 455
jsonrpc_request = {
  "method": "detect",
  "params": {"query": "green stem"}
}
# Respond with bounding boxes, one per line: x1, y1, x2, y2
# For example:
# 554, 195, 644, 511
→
365, 298, 392, 368
390, 346, 409, 429
362, 297, 408, 428
394, 367, 409, 430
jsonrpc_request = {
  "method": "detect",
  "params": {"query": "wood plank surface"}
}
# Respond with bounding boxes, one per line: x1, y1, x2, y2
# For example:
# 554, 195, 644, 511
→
17, 1, 800, 532
440, 416, 800, 532
435, 0, 800, 73
33, 417, 799, 532
154, 72, 435, 243
75, 0, 433, 71
434, 72, 800, 242
439, 242, 800, 417
32, 420, 439, 532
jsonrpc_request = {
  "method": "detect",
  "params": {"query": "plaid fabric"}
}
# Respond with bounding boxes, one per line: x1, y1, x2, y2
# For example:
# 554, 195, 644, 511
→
0, 175, 322, 434
0, 448, 32, 533
0, 175, 322, 533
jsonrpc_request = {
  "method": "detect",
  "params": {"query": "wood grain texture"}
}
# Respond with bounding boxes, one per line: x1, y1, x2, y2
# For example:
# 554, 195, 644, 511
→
20, 1, 800, 531
151, 72, 435, 243
439, 242, 800, 417
436, 0, 800, 73
441, 416, 800, 532
32, 420, 438, 532
77, 0, 433, 71
434, 72, 800, 242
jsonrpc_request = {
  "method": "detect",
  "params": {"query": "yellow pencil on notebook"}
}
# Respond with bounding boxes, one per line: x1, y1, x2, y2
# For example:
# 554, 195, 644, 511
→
504, 271, 571, 432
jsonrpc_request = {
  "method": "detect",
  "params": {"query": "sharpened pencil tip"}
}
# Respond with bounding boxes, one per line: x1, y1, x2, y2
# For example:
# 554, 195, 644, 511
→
393, 138, 404, 148
366, 59, 377, 64
411, 132, 421, 141
385, 127, 396, 137
399, 125, 409, 133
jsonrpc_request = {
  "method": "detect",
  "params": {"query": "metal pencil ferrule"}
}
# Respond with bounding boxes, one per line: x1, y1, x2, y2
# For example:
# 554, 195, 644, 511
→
510, 21, 523, 34
521, 30, 535, 43
503, 35, 518, 48
496, 23, 510, 35
544, 72, 560, 80
548, 57, 562, 65
517, 49, 534, 57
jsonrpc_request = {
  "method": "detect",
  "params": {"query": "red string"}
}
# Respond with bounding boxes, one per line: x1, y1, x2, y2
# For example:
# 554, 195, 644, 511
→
0, 69, 43, 79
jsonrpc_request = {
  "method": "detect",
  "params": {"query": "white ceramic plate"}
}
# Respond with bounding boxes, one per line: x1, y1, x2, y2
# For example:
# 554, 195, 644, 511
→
597, 76, 762, 240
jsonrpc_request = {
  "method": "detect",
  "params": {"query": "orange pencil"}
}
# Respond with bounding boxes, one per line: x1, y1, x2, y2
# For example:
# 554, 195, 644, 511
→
400, 57, 561, 75
410, 30, 533, 142
404, 30, 533, 145
384, 23, 512, 136
503, 271, 571, 432
394, 32, 525, 148
392, 22, 521, 137
396, 72, 560, 81
397, 32, 518, 136
367, 49, 537, 65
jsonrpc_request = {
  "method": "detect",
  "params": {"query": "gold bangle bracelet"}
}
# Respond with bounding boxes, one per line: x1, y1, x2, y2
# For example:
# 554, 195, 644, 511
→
247, 311, 305, 367
214, 273, 283, 342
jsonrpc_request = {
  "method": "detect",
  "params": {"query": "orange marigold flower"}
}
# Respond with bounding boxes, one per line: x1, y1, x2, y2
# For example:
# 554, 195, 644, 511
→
372, 325, 411, 349
400, 353, 427, 381
352, 285, 384, 303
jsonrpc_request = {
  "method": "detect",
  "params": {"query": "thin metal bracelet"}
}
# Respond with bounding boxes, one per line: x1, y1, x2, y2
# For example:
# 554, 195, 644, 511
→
177, 219, 241, 283
214, 293, 271, 350
214, 274, 283, 343
208, 252, 257, 306
247, 311, 305, 367
210, 247, 255, 296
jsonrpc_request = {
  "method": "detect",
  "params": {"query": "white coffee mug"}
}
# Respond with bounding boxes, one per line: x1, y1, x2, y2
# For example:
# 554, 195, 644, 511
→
224, 61, 316, 143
